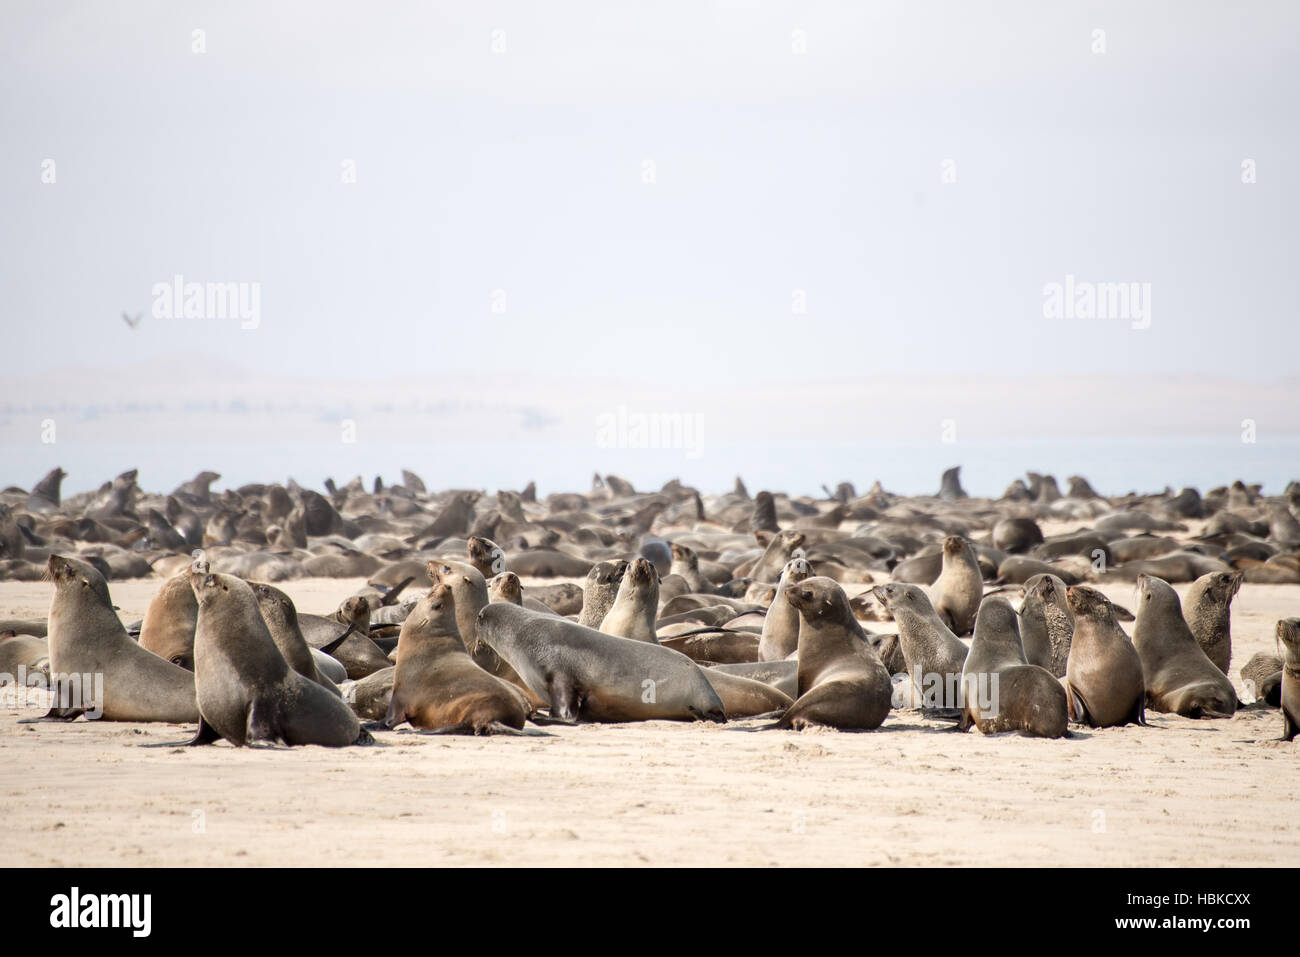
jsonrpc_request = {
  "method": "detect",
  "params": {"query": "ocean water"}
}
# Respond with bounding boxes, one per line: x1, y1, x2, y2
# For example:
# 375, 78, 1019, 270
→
4, 435, 1298, 501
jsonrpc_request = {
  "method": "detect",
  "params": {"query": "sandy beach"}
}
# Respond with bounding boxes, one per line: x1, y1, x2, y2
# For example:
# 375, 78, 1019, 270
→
2, 574, 1295, 868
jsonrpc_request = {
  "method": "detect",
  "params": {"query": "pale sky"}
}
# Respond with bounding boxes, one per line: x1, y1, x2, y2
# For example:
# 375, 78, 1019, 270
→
1, 2, 1297, 496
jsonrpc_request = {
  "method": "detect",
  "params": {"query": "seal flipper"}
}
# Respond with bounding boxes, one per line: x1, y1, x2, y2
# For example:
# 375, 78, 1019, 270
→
18, 706, 85, 723
1065, 684, 1094, 726
139, 716, 221, 748
319, 624, 358, 657
378, 576, 415, 606
546, 673, 582, 723
246, 700, 286, 745
1283, 708, 1298, 743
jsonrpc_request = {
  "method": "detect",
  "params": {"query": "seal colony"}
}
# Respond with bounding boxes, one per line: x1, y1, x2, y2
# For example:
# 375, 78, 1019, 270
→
1, 465, 1298, 743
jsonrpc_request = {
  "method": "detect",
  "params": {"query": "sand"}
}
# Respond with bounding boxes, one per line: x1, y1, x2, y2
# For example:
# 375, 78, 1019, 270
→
1, 574, 1296, 867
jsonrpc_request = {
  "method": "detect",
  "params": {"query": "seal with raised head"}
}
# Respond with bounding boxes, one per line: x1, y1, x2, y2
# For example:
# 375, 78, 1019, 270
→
758, 557, 812, 661
1132, 574, 1237, 718
466, 535, 507, 579
928, 536, 983, 636
1183, 570, 1243, 675
41, 555, 199, 722
1018, 573, 1073, 677
776, 577, 892, 730
385, 583, 530, 733
251, 582, 339, 693
1063, 585, 1146, 728
871, 582, 968, 708
189, 572, 366, 746
1276, 618, 1300, 741
476, 603, 725, 723
577, 560, 627, 629
959, 596, 1067, 738
599, 557, 660, 643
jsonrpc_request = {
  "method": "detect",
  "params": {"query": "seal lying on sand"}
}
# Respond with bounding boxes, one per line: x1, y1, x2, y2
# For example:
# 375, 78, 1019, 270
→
476, 603, 724, 723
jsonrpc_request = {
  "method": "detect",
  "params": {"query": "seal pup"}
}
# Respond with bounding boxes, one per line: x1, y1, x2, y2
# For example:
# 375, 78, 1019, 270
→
870, 583, 968, 708
1183, 570, 1243, 675
959, 596, 1067, 738
251, 583, 339, 694
599, 557, 660, 643
758, 557, 812, 661
385, 583, 530, 733
1240, 652, 1283, 706
476, 603, 725, 723
1131, 574, 1236, 718
775, 577, 892, 731
40, 556, 199, 723
1018, 573, 1073, 677
189, 572, 366, 746
577, 560, 627, 629
928, 536, 983, 635
1063, 585, 1146, 728
0, 632, 50, 682
1276, 618, 1300, 741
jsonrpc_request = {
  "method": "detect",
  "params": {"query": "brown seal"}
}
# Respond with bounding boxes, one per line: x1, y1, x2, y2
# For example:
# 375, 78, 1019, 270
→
928, 536, 983, 635
1063, 585, 1146, 728
577, 560, 628, 629
189, 571, 366, 746
1276, 618, 1300, 741
40, 555, 199, 723
251, 582, 339, 693
385, 583, 530, 733
959, 596, 1067, 738
749, 529, 806, 583
1239, 652, 1283, 706
598, 557, 660, 643
1182, 570, 1243, 675
1017, 573, 1073, 677
870, 582, 968, 708
138, 570, 200, 670
757, 557, 812, 661
466, 535, 507, 579
701, 668, 793, 718
1132, 574, 1236, 718
775, 577, 892, 730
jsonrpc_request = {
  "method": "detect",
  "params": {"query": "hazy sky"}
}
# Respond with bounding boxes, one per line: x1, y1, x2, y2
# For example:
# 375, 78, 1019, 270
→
2, 0, 1296, 394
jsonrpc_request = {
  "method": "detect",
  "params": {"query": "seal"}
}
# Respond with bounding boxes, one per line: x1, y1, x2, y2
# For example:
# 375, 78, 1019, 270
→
928, 536, 983, 635
188, 571, 366, 746
0, 632, 49, 682
476, 603, 726, 722
466, 535, 507, 579
41, 555, 199, 722
577, 560, 628, 629
1183, 570, 1244, 675
669, 543, 714, 594
775, 577, 892, 730
757, 557, 812, 661
870, 582, 968, 708
750, 530, 806, 583
701, 668, 793, 718
1276, 618, 1300, 741
1132, 574, 1237, 718
139, 570, 200, 670
959, 596, 1067, 737
343, 666, 395, 720
1239, 652, 1283, 706
385, 582, 530, 733
1063, 585, 1146, 728
599, 557, 660, 643
251, 582, 339, 693
1017, 573, 1073, 677
707, 660, 798, 698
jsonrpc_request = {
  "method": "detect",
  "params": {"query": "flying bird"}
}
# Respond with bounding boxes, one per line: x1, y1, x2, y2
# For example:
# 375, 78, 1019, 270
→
121, 312, 142, 329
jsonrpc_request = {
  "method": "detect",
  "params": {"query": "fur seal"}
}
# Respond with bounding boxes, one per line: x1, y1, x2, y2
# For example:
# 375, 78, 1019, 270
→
343, 666, 395, 720
0, 632, 50, 681
750, 530, 806, 583
1183, 570, 1243, 675
1240, 652, 1283, 706
189, 572, 365, 746
42, 555, 199, 722
599, 557, 660, 643
1063, 585, 1146, 728
466, 535, 507, 579
928, 536, 983, 635
1017, 573, 1073, 677
1276, 619, 1300, 741
385, 583, 530, 733
707, 660, 798, 698
700, 668, 793, 718
251, 583, 339, 693
577, 560, 628, 629
757, 557, 812, 661
476, 603, 725, 722
1132, 574, 1237, 718
139, 571, 200, 669
870, 582, 968, 707
959, 596, 1067, 737
776, 577, 892, 730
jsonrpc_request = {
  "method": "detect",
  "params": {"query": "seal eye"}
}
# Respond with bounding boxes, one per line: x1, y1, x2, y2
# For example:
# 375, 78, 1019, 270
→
170, 656, 184, 666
